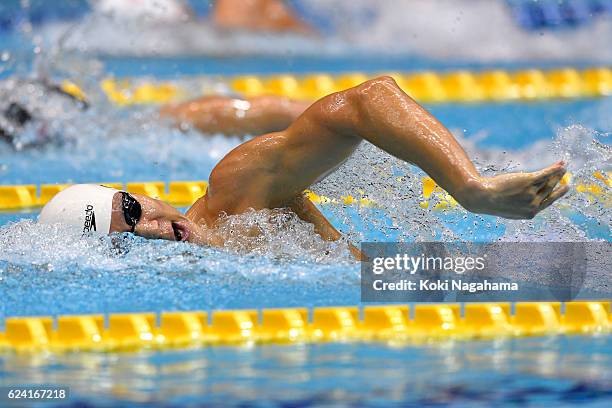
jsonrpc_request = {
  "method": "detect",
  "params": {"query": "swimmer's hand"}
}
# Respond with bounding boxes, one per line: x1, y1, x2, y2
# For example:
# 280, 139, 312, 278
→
462, 161, 569, 220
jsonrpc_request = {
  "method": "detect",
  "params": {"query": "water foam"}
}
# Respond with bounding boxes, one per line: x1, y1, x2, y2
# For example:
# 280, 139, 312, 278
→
309, 0, 612, 61
313, 124, 610, 244
0, 209, 352, 275
214, 208, 352, 262
36, 0, 612, 61
0, 97, 243, 183
0, 217, 359, 313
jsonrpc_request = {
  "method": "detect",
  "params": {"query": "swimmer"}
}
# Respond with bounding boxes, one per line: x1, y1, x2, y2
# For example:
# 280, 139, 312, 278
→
98, 0, 312, 33
0, 77, 309, 148
212, 0, 312, 34
39, 77, 569, 258
0, 78, 89, 149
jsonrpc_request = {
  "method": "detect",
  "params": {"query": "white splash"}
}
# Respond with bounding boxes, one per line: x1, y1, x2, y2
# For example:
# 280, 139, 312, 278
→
35, 0, 612, 61
214, 208, 352, 262
314, 124, 610, 243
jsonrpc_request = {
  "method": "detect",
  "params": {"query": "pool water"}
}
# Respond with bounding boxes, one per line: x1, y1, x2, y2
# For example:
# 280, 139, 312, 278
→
1, 336, 611, 407
1, 2, 611, 406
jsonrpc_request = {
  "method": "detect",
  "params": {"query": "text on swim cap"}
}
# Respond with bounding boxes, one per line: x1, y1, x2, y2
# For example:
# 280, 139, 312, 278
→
83, 204, 97, 233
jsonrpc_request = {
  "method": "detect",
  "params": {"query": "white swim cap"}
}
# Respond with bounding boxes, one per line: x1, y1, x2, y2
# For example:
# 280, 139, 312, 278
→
38, 184, 120, 234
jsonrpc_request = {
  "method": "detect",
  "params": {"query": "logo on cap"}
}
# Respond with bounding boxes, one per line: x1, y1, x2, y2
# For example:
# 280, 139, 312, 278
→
83, 204, 97, 233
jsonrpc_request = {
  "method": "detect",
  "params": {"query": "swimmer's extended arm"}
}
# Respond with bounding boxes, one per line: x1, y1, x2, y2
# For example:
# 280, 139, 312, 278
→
326, 77, 569, 219
160, 95, 309, 137
202, 77, 568, 222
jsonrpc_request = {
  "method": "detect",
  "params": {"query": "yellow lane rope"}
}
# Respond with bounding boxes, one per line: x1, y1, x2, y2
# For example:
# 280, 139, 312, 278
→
0, 181, 208, 211
0, 172, 608, 212
0, 302, 609, 353
85, 67, 612, 106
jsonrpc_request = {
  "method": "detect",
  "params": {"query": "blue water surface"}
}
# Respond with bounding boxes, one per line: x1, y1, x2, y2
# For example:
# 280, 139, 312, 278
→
1, 335, 611, 407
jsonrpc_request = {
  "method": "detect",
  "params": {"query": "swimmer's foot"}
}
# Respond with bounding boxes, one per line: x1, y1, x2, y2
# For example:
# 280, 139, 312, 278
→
462, 161, 569, 219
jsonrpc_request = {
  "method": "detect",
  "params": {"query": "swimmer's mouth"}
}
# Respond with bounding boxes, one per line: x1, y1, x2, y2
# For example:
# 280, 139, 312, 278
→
171, 221, 190, 242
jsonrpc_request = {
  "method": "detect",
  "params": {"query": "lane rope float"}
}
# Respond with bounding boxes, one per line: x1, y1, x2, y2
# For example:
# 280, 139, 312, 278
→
230, 68, 612, 102
61, 67, 612, 106
0, 301, 609, 353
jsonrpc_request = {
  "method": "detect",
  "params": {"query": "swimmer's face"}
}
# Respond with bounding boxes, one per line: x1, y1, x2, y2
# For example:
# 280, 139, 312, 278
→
109, 192, 201, 243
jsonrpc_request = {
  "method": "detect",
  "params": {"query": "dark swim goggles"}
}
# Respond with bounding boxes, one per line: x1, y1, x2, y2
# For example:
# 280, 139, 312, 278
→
121, 192, 142, 233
